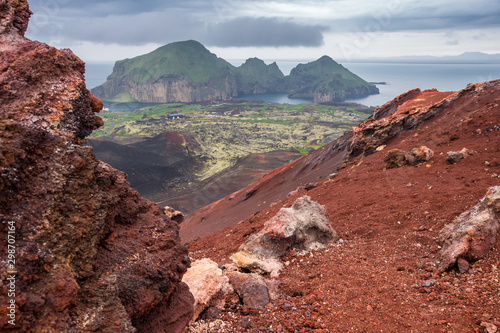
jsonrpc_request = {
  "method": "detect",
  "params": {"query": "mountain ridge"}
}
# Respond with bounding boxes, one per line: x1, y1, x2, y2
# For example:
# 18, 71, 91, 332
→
92, 40, 378, 103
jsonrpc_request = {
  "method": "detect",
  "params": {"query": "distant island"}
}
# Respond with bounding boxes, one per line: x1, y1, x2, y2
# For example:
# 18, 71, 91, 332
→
91, 40, 379, 103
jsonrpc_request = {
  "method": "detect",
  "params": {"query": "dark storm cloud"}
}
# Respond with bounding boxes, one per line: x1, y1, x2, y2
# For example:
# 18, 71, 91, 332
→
26, 0, 210, 45
48, 11, 202, 45
204, 17, 326, 47
27, 2, 327, 48
25, 0, 500, 48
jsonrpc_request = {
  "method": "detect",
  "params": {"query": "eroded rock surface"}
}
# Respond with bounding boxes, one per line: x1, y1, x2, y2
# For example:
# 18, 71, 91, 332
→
231, 196, 337, 277
0, 1, 192, 331
438, 186, 500, 272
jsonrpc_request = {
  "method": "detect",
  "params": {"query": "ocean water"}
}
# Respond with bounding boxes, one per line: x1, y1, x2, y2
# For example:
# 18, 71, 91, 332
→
85, 62, 114, 90
340, 62, 500, 107
85, 62, 500, 108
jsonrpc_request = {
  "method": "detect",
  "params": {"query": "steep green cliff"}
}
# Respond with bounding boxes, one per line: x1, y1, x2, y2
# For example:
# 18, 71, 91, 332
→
92, 40, 239, 103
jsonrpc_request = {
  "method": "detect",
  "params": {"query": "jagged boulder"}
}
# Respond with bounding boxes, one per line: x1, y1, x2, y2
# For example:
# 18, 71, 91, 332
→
231, 196, 337, 277
437, 186, 500, 272
384, 149, 408, 169
0, 1, 192, 331
411, 146, 435, 163
384, 146, 434, 169
182, 258, 232, 322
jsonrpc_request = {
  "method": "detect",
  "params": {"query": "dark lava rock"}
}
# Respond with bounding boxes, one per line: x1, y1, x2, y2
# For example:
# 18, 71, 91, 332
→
457, 258, 470, 274
227, 272, 270, 310
446, 148, 471, 164
241, 316, 252, 329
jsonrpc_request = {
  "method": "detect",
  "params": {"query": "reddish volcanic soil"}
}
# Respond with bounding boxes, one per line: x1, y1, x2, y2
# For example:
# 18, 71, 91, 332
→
186, 84, 500, 332
179, 89, 460, 243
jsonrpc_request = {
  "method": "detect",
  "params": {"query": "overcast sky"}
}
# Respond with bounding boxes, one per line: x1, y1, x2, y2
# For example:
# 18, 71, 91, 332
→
26, 0, 500, 64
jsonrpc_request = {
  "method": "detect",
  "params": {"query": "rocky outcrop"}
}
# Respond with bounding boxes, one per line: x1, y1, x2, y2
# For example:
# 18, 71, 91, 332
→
93, 73, 239, 103
231, 196, 337, 277
182, 259, 278, 322
312, 85, 379, 103
0, 0, 31, 36
345, 83, 499, 163
346, 88, 459, 160
0, 1, 192, 331
372, 88, 422, 120
438, 186, 500, 272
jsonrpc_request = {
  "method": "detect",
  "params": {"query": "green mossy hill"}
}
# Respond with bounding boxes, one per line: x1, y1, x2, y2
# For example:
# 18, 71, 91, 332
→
108, 40, 234, 84
287, 56, 379, 102
92, 40, 239, 103
236, 58, 286, 95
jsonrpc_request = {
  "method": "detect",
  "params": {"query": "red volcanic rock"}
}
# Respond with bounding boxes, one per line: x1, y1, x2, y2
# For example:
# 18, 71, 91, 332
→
0, 1, 192, 332
372, 88, 422, 120
0, 0, 31, 36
